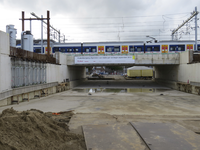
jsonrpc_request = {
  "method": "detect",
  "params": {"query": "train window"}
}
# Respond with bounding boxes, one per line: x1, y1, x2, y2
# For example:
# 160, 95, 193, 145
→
130, 47, 134, 52
178, 45, 185, 51
198, 46, 200, 50
137, 47, 142, 51
85, 48, 89, 52
154, 47, 160, 51
92, 48, 96, 52
35, 49, 41, 53
75, 48, 79, 52
106, 47, 112, 52
147, 47, 152, 51
66, 48, 72, 52
54, 47, 59, 52
61, 48, 66, 52
170, 47, 176, 51
114, 47, 120, 52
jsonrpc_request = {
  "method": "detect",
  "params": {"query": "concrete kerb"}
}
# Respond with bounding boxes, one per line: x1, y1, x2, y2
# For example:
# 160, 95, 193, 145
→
0, 82, 70, 107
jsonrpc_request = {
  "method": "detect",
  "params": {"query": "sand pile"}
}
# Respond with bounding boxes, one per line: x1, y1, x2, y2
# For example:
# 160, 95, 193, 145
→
0, 108, 86, 150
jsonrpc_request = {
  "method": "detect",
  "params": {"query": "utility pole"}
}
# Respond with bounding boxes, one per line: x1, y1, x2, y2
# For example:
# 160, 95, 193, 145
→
22, 11, 24, 31
47, 11, 50, 56
58, 30, 60, 43
172, 7, 199, 41
30, 18, 32, 33
195, 7, 198, 51
41, 15, 43, 53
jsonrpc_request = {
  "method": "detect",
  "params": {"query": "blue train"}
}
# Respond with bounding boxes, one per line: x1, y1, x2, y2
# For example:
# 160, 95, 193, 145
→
33, 41, 200, 54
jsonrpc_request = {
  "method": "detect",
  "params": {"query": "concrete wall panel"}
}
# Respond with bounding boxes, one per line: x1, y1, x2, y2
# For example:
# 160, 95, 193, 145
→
60, 53, 67, 65
180, 51, 190, 64
178, 63, 200, 83
0, 31, 9, 55
60, 65, 68, 82
154, 65, 179, 81
68, 66, 86, 81
0, 31, 11, 93
155, 50, 200, 84
0, 55, 12, 92
46, 64, 61, 83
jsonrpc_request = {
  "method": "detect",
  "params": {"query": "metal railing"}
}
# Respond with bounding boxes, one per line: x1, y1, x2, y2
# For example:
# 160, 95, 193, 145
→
10, 47, 57, 64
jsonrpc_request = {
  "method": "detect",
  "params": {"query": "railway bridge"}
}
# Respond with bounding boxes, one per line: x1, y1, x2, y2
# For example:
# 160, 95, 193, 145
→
0, 30, 200, 106
66, 53, 180, 66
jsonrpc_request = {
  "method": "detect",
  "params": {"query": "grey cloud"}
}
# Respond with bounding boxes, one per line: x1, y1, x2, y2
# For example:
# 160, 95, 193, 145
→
1, 0, 199, 41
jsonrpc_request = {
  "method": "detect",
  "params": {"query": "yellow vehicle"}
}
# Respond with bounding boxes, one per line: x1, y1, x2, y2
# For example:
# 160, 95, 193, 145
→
127, 66, 153, 79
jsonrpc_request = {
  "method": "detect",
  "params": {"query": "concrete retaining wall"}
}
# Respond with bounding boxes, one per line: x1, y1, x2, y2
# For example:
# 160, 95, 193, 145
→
67, 66, 86, 88
0, 31, 12, 93
0, 31, 74, 107
0, 82, 71, 107
155, 51, 200, 84
155, 51, 200, 95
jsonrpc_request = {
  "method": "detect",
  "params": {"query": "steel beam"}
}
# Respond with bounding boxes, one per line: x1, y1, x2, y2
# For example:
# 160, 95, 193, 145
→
172, 9, 199, 36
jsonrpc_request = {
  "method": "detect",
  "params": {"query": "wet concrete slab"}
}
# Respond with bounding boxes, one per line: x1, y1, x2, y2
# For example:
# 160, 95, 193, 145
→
130, 122, 200, 150
75, 80, 171, 89
82, 124, 147, 150
0, 85, 200, 116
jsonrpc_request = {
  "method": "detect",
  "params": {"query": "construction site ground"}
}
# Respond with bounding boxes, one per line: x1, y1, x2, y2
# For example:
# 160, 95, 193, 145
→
0, 80, 200, 149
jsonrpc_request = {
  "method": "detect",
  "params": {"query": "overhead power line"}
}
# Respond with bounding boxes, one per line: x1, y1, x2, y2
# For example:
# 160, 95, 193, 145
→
52, 12, 190, 19
172, 9, 199, 36
52, 19, 186, 26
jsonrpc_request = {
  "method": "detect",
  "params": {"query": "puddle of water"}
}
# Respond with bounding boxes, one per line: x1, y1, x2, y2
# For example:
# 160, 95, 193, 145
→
72, 88, 171, 93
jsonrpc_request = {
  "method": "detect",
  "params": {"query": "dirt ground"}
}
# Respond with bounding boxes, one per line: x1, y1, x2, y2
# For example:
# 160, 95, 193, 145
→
0, 80, 200, 149
0, 108, 86, 150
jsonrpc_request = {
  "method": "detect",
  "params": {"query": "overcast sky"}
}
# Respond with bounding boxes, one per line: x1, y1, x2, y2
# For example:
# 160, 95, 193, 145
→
0, 0, 200, 42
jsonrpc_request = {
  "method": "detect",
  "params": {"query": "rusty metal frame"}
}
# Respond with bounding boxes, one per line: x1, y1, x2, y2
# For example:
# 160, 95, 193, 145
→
10, 46, 57, 64
20, 11, 50, 57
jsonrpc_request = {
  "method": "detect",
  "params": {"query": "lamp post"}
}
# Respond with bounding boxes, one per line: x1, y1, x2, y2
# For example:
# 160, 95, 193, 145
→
146, 35, 157, 43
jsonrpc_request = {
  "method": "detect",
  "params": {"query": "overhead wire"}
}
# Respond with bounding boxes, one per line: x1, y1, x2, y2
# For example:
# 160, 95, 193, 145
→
51, 20, 186, 27
52, 12, 190, 19
25, 11, 196, 41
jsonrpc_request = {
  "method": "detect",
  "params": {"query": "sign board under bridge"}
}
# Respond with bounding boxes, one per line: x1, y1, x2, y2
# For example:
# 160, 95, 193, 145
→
75, 56, 135, 64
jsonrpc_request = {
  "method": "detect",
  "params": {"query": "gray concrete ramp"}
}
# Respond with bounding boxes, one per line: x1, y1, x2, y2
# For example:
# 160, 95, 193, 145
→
130, 122, 200, 150
82, 124, 147, 150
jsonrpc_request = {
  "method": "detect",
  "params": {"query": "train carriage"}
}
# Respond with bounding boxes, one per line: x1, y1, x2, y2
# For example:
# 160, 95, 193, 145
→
52, 43, 82, 54
31, 40, 200, 55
